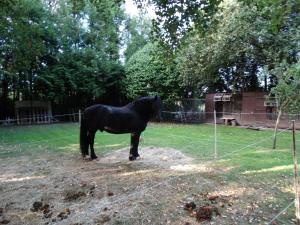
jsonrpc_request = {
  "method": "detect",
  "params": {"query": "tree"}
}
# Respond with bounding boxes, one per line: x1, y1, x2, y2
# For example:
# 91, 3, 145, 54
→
176, 1, 264, 96
176, 0, 300, 96
251, 0, 300, 149
0, 0, 53, 118
122, 14, 152, 62
134, 0, 222, 47
270, 60, 300, 149
0, 0, 127, 118
125, 42, 179, 102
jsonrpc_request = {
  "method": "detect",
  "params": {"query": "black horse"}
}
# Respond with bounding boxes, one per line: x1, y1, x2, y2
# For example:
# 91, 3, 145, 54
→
80, 96, 162, 161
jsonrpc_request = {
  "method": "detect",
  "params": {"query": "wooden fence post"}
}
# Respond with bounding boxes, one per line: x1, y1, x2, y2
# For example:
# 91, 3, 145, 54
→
292, 120, 300, 225
79, 110, 81, 126
214, 109, 217, 159
273, 109, 282, 149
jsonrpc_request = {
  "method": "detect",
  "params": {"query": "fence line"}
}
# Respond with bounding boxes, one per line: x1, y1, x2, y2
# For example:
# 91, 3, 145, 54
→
0, 112, 80, 123
211, 126, 292, 161
148, 123, 293, 143
2, 110, 300, 124
267, 200, 294, 225
0, 121, 292, 158
162, 110, 300, 116
147, 124, 291, 161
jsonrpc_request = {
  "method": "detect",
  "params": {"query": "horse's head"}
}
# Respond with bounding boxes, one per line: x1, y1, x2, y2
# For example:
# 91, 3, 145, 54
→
131, 96, 162, 121
152, 95, 162, 122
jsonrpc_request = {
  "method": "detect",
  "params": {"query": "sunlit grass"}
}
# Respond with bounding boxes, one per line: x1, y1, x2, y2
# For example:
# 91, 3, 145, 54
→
0, 122, 298, 176
0, 122, 298, 223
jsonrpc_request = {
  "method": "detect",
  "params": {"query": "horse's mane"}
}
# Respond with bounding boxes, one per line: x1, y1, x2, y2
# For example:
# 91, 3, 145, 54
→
127, 96, 154, 108
125, 96, 158, 121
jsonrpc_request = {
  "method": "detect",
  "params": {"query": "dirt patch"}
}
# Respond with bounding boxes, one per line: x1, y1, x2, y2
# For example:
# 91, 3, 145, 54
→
64, 190, 86, 201
0, 147, 289, 224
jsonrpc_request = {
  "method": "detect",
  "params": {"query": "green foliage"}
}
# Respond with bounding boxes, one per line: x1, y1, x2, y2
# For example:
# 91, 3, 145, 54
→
176, 0, 300, 96
240, 0, 300, 34
176, 33, 219, 96
260, 0, 300, 112
135, 0, 222, 47
177, 1, 263, 94
1, 0, 300, 113
270, 60, 300, 113
125, 42, 179, 102
0, 0, 126, 110
123, 15, 152, 62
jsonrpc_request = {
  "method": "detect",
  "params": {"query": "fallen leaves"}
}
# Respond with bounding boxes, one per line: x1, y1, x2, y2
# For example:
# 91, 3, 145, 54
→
184, 202, 196, 211
196, 205, 220, 222
57, 208, 71, 221
64, 190, 86, 201
182, 192, 237, 223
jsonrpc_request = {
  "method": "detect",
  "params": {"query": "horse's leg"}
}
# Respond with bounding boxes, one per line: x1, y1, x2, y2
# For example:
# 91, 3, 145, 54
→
129, 132, 140, 161
89, 131, 98, 160
133, 132, 141, 158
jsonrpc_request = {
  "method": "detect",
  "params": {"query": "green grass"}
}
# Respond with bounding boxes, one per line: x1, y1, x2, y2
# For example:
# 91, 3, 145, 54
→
0, 122, 298, 223
0, 122, 298, 175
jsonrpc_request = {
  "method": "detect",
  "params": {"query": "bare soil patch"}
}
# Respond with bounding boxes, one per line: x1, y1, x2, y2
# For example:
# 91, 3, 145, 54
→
0, 147, 287, 224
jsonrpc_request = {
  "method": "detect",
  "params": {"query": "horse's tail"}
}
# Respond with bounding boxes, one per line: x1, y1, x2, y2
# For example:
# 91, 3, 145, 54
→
80, 113, 89, 156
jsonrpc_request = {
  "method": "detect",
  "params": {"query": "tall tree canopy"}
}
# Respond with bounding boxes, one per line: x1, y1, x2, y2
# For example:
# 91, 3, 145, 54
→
1, 0, 300, 119
175, 0, 300, 97
122, 14, 152, 62
0, 0, 126, 119
125, 42, 179, 102
135, 0, 222, 47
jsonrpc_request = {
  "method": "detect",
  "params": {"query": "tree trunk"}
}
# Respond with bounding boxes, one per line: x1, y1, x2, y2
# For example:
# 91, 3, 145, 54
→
264, 73, 268, 92
272, 98, 291, 149
272, 109, 282, 149
0, 77, 9, 119
1, 77, 8, 99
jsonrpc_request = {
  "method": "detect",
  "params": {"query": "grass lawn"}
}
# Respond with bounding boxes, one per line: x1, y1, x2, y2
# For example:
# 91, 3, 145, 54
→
0, 122, 299, 223
0, 122, 297, 172
0, 122, 298, 188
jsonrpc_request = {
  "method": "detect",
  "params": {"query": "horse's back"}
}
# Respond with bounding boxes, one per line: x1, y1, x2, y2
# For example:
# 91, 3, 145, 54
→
83, 104, 146, 133
85, 104, 132, 118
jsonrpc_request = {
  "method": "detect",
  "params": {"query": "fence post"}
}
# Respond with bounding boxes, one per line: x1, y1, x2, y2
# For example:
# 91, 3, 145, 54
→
273, 109, 282, 149
79, 110, 81, 126
73, 109, 76, 122
292, 120, 300, 225
214, 109, 217, 159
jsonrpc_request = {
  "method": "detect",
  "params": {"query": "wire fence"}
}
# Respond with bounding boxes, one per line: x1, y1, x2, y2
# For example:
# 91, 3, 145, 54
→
0, 110, 299, 123
162, 110, 300, 130
0, 112, 80, 125
0, 112, 299, 224
2, 110, 300, 130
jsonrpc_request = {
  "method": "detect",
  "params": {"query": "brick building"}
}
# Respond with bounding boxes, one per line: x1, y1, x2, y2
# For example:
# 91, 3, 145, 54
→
204, 92, 293, 128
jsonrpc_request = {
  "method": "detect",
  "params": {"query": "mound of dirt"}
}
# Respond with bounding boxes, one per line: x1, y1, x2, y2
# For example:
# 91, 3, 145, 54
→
1, 147, 208, 224
97, 147, 194, 169
0, 146, 273, 225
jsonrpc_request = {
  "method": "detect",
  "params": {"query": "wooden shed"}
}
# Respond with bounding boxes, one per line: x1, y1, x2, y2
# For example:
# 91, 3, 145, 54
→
205, 92, 280, 127
15, 101, 52, 124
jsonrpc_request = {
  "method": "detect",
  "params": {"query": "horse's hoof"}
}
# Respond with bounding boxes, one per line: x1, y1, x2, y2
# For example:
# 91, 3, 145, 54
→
82, 155, 90, 161
91, 155, 98, 160
129, 155, 136, 161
